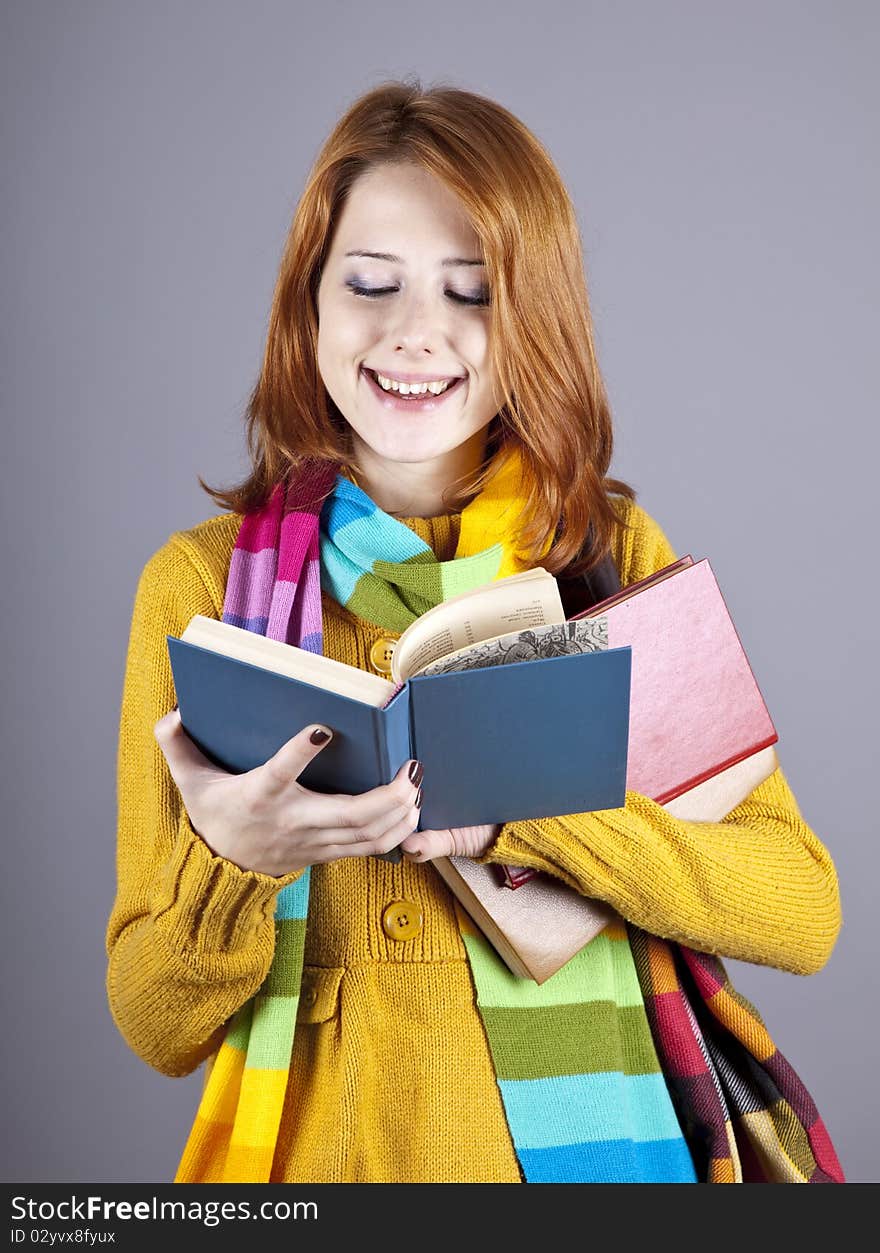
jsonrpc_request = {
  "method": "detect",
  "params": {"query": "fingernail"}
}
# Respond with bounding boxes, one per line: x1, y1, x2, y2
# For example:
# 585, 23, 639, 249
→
408, 760, 424, 786
414, 785, 423, 808
310, 727, 331, 745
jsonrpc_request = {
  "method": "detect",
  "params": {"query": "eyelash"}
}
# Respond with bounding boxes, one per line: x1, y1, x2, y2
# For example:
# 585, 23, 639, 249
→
346, 282, 490, 308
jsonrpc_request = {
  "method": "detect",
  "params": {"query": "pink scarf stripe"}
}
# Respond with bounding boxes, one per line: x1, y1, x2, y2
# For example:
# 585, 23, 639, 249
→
224, 547, 284, 622
233, 483, 286, 553
278, 508, 325, 583
266, 580, 299, 643
288, 553, 323, 648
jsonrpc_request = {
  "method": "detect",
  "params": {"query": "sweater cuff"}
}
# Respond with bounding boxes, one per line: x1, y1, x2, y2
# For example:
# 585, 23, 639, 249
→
475, 819, 563, 873
151, 809, 305, 957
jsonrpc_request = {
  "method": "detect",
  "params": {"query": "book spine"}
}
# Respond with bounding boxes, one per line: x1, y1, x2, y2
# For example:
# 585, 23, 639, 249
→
653, 734, 779, 806
408, 687, 422, 833
373, 695, 411, 864
501, 865, 539, 889
380, 682, 413, 784
374, 704, 391, 785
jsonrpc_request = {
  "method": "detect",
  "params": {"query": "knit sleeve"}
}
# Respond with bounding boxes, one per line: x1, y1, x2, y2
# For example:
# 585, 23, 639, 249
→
105, 534, 303, 1079
478, 499, 842, 977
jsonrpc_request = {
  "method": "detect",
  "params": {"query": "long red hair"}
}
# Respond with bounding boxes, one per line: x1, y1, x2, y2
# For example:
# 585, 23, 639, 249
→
201, 78, 635, 577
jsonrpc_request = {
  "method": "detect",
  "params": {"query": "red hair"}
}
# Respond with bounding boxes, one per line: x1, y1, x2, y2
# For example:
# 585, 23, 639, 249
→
201, 78, 635, 576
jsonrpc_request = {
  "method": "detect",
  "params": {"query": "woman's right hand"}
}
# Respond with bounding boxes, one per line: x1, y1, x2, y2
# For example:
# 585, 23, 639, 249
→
152, 709, 423, 877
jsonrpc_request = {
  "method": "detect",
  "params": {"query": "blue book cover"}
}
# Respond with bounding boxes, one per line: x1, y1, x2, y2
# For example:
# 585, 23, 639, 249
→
166, 637, 632, 831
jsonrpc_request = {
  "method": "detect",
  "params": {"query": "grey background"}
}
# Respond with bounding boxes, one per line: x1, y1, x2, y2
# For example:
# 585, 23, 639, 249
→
2, 0, 877, 1183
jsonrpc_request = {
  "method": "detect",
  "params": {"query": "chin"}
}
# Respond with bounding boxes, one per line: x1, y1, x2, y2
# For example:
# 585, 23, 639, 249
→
373, 440, 451, 465
353, 423, 453, 460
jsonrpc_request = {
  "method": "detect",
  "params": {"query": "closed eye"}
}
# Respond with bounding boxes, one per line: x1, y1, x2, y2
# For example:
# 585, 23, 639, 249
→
346, 282, 490, 307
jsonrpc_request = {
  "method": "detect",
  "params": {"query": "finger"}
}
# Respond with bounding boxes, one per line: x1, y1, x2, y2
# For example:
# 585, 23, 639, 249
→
316, 800, 423, 862
400, 827, 456, 862
258, 723, 335, 794
304, 781, 423, 852
153, 708, 220, 785
403, 823, 500, 861
307, 758, 423, 834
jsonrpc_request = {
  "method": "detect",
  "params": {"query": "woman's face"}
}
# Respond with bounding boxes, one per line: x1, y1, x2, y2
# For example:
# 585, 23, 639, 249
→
316, 162, 503, 496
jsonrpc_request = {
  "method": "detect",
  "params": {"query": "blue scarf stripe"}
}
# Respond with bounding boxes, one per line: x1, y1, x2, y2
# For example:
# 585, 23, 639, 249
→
317, 539, 362, 607
518, 1137, 698, 1183
223, 612, 269, 634
275, 868, 311, 920
321, 481, 432, 566
496, 1070, 686, 1147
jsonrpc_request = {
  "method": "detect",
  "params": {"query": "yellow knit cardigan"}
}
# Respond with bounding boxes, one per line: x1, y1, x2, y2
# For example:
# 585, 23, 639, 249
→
106, 497, 841, 1183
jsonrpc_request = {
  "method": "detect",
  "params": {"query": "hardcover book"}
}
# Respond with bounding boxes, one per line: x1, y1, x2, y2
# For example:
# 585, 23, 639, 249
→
571, 556, 777, 803
166, 556, 778, 983
438, 554, 781, 984
167, 568, 633, 833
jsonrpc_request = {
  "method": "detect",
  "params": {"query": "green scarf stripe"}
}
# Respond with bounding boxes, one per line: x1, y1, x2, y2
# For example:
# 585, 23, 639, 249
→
461, 925, 644, 1009
224, 999, 255, 1053
481, 1002, 664, 1080
262, 917, 308, 996
337, 544, 507, 633
344, 575, 421, 632
372, 555, 446, 618
243, 994, 305, 1071
437, 544, 504, 600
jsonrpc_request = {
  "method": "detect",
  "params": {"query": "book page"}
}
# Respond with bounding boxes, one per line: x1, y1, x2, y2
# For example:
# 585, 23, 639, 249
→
415, 617, 608, 678
181, 616, 394, 707
392, 569, 564, 682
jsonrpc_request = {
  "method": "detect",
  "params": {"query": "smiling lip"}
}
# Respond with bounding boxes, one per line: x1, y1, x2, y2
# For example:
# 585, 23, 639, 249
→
361, 366, 465, 412
365, 367, 464, 384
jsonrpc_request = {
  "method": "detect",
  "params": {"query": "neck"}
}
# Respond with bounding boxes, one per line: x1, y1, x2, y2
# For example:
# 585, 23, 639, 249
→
349, 429, 489, 518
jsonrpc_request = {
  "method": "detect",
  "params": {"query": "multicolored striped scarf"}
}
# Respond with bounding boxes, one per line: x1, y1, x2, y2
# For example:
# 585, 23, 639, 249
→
174, 447, 844, 1184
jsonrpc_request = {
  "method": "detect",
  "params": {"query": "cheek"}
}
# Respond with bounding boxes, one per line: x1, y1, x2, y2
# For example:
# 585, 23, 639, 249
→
329, 309, 384, 363
460, 323, 492, 374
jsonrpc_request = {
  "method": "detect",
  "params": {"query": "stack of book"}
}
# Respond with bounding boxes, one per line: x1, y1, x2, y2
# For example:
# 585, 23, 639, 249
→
167, 553, 777, 983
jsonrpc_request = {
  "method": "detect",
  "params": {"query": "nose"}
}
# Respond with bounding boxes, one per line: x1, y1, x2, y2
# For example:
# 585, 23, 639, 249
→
389, 290, 446, 357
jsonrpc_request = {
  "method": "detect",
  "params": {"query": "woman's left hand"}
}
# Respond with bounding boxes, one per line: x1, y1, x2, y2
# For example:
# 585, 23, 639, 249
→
399, 822, 502, 862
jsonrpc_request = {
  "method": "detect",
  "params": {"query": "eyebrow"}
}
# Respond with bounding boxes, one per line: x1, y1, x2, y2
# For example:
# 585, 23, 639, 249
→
344, 250, 485, 267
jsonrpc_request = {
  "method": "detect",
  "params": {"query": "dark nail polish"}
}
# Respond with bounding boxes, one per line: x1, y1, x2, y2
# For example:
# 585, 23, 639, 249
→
408, 760, 424, 786
310, 727, 330, 745
377, 848, 403, 863
414, 785, 423, 808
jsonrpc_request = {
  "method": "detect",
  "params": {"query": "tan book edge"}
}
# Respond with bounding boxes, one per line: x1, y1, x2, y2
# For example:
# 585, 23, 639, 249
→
432, 855, 616, 983
433, 745, 779, 984
181, 616, 395, 706
661, 745, 778, 821
180, 566, 564, 699
392, 568, 563, 682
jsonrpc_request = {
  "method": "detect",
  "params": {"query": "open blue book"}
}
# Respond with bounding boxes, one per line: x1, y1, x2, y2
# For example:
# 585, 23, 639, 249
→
166, 568, 632, 833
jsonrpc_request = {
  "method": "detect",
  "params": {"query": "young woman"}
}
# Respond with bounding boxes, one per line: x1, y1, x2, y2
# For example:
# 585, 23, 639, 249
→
106, 81, 842, 1184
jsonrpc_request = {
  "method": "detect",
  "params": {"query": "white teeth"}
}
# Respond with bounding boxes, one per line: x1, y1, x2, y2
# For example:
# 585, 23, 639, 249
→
373, 371, 456, 396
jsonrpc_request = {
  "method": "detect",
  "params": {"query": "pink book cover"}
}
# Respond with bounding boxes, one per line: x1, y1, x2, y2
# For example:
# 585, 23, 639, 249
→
501, 557, 777, 888
594, 558, 776, 803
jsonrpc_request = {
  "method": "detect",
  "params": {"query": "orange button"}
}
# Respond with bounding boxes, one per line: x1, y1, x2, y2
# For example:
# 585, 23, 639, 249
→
369, 637, 397, 675
382, 899, 423, 941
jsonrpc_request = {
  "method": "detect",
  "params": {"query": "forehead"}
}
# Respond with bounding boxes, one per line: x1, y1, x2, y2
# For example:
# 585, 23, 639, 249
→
329, 162, 482, 258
